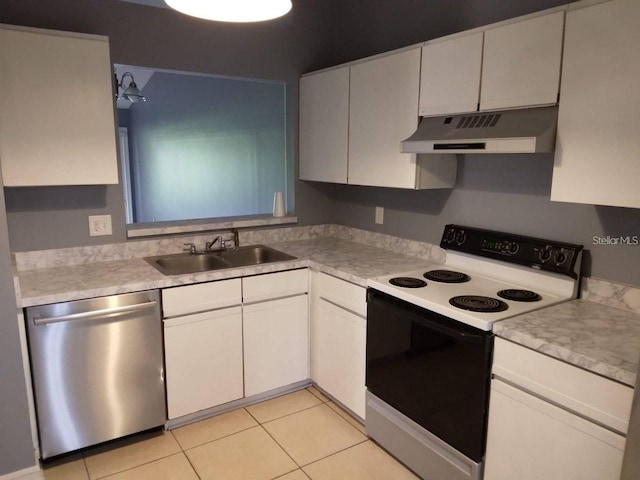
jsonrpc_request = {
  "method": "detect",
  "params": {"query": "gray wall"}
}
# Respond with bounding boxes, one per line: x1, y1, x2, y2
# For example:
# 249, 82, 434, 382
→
317, 155, 640, 285
0, 174, 35, 474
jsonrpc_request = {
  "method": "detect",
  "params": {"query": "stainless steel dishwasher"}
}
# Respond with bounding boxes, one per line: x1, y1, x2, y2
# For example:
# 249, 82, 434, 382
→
26, 290, 166, 459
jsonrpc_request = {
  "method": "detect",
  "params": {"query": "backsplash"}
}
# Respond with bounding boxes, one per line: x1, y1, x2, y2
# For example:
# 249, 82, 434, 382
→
11, 223, 639, 314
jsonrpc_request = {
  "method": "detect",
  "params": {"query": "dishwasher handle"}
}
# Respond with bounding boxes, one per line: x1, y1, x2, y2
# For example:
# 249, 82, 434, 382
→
32, 300, 158, 326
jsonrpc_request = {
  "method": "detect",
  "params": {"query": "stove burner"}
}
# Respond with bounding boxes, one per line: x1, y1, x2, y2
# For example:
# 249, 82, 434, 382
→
449, 295, 509, 313
389, 277, 427, 288
497, 289, 542, 302
423, 269, 471, 283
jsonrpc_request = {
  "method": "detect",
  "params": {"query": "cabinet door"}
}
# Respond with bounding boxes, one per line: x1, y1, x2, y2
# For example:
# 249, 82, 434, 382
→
0, 27, 118, 186
551, 0, 640, 209
348, 49, 421, 188
311, 295, 366, 419
243, 294, 309, 397
420, 33, 483, 116
164, 306, 243, 419
484, 379, 625, 480
480, 12, 564, 111
299, 67, 350, 183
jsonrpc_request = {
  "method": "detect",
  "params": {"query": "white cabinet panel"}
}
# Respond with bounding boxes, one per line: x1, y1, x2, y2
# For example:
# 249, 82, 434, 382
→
164, 306, 243, 419
0, 26, 118, 186
243, 294, 309, 397
348, 49, 421, 188
485, 379, 625, 480
310, 271, 366, 419
299, 67, 350, 183
162, 278, 241, 318
480, 12, 564, 111
243, 269, 308, 304
420, 33, 483, 116
551, 0, 640, 208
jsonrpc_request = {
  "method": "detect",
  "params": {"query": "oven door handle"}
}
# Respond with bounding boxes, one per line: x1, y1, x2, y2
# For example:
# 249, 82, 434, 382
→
421, 319, 489, 342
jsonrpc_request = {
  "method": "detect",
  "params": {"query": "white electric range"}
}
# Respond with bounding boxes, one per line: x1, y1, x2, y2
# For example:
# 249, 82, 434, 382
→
365, 224, 583, 480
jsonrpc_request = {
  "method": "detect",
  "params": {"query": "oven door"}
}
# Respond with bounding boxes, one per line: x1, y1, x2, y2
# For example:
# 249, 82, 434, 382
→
366, 288, 493, 462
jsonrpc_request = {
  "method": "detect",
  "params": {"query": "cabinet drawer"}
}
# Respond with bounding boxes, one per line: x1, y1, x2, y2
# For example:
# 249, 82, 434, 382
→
162, 278, 241, 318
493, 338, 633, 434
317, 272, 366, 318
242, 269, 308, 303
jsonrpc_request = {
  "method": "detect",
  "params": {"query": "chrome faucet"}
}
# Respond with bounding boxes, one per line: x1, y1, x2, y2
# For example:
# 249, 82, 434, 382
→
231, 229, 239, 249
183, 243, 197, 255
205, 235, 225, 252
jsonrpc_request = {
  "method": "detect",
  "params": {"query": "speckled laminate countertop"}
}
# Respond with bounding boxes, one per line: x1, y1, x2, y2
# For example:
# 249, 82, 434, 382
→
16, 237, 432, 308
493, 300, 640, 387
16, 237, 640, 386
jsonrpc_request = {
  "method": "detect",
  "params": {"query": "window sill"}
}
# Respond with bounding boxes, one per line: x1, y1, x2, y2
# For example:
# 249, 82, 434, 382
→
126, 215, 298, 239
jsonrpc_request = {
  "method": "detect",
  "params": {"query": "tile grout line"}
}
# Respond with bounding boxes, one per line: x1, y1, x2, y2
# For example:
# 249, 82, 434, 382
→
251, 399, 326, 425
173, 423, 260, 452
299, 438, 370, 470
306, 386, 330, 403
169, 430, 202, 480
86, 451, 185, 480
244, 407, 303, 475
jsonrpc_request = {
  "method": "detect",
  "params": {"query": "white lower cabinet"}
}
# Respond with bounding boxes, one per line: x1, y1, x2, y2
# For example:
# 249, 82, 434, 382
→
310, 271, 367, 419
164, 306, 244, 419
484, 338, 632, 480
484, 379, 625, 480
243, 295, 309, 397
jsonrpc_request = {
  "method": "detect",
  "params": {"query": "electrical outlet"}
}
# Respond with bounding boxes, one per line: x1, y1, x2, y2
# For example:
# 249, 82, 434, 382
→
88, 215, 112, 236
375, 206, 384, 225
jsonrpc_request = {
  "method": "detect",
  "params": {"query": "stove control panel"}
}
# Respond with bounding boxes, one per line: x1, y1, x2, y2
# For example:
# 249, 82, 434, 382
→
441, 224, 583, 278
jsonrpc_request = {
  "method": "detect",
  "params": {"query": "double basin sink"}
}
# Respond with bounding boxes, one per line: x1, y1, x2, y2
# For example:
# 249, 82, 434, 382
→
145, 245, 297, 276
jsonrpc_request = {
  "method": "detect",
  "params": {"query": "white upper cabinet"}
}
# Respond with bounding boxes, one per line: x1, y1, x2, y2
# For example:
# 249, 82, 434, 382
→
551, 0, 640, 209
480, 11, 564, 111
299, 67, 350, 183
419, 33, 483, 116
348, 48, 422, 188
0, 26, 119, 186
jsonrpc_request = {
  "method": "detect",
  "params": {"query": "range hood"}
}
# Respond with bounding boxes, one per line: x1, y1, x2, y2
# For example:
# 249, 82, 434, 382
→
401, 106, 558, 154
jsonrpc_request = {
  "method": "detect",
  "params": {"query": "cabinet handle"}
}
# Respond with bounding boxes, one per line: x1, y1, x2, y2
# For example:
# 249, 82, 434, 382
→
319, 296, 366, 319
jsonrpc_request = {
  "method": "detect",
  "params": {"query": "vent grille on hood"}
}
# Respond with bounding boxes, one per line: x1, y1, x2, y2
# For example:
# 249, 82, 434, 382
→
456, 114, 502, 129
401, 106, 558, 154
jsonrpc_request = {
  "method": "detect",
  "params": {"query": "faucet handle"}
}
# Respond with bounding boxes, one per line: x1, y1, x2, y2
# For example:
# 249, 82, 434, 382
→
183, 243, 197, 255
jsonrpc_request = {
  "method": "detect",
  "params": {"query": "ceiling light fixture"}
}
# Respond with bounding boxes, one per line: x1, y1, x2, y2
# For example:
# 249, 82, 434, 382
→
164, 0, 292, 23
115, 72, 146, 103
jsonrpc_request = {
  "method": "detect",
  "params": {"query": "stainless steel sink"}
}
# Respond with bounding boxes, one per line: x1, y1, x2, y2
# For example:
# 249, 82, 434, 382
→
145, 245, 296, 276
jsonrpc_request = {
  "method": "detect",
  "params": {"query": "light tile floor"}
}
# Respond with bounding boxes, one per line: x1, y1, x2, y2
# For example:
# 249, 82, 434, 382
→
28, 387, 418, 480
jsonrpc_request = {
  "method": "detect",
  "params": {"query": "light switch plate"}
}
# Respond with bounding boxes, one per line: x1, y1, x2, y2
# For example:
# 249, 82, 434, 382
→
375, 206, 384, 225
88, 215, 112, 236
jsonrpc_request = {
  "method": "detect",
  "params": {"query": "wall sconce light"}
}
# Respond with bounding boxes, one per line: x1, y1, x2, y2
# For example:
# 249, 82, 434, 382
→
115, 72, 146, 103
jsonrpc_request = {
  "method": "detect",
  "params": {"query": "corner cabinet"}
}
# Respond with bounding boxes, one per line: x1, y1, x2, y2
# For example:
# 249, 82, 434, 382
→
551, 0, 640, 209
299, 67, 350, 183
310, 271, 367, 419
0, 25, 119, 186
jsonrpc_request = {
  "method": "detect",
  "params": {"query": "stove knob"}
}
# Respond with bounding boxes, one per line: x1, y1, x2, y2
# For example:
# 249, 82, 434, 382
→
455, 230, 467, 245
509, 243, 520, 254
445, 229, 456, 243
539, 249, 552, 262
555, 252, 567, 265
